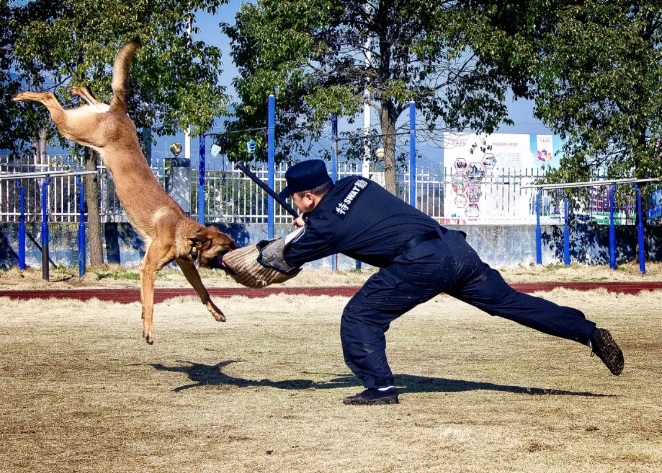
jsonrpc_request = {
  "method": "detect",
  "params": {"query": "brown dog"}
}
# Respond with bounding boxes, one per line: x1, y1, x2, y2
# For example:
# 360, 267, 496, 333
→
13, 39, 236, 344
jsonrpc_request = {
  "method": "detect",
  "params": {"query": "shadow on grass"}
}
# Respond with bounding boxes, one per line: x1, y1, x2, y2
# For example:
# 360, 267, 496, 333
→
150, 360, 614, 397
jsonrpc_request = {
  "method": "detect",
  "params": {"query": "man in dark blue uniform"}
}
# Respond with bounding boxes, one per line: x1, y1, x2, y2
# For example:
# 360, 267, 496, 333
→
271, 160, 624, 405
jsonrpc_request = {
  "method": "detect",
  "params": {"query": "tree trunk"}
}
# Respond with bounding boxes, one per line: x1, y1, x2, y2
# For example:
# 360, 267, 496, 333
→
84, 148, 104, 267
39, 129, 47, 164
380, 101, 398, 195
32, 129, 47, 165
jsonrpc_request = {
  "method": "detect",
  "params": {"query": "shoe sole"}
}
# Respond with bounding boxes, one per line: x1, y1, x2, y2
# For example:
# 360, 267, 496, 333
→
594, 329, 624, 376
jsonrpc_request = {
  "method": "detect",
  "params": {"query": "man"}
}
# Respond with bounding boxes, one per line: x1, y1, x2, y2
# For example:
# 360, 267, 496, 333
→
267, 160, 624, 405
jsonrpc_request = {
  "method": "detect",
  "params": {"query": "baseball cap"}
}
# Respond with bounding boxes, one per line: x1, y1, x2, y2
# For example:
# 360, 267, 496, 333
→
278, 160, 332, 199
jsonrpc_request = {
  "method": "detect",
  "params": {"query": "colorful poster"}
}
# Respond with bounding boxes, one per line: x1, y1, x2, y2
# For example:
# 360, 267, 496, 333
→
443, 133, 561, 224
536, 135, 553, 162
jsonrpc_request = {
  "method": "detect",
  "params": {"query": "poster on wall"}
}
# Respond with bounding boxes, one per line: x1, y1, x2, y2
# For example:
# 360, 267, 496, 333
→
443, 133, 562, 224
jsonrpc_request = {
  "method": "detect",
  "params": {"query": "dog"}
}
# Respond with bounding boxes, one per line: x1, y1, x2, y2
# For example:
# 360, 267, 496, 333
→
13, 39, 237, 344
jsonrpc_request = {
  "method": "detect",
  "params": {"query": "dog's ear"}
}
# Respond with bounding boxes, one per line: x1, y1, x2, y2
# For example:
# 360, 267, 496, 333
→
188, 235, 211, 244
189, 230, 209, 241
188, 231, 213, 249
193, 226, 222, 240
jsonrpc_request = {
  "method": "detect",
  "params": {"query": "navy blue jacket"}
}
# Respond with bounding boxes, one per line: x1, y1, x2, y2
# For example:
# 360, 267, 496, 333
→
284, 176, 440, 268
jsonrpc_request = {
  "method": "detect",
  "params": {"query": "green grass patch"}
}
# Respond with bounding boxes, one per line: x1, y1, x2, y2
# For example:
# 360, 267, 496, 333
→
95, 271, 140, 280
545, 263, 568, 270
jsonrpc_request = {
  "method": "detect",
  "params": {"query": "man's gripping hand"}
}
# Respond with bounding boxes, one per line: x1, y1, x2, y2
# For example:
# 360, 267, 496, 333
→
293, 215, 306, 227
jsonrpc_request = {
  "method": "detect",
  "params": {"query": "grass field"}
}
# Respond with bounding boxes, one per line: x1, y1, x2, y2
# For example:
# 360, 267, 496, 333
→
1, 288, 661, 472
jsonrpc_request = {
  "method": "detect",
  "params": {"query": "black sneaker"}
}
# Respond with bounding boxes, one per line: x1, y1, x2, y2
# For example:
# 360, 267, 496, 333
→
343, 388, 399, 405
590, 328, 624, 376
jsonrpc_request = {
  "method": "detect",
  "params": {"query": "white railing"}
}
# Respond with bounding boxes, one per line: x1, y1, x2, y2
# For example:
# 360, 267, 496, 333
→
0, 154, 166, 223
1, 154, 87, 222
2, 154, 643, 225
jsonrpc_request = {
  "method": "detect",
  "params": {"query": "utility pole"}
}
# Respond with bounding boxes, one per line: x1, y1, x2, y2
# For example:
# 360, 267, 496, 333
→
184, 13, 192, 163
362, 3, 372, 179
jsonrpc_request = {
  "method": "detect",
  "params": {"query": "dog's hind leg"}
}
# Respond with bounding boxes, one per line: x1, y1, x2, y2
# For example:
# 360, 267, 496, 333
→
69, 86, 101, 106
12, 91, 104, 145
12, 91, 68, 124
176, 258, 226, 322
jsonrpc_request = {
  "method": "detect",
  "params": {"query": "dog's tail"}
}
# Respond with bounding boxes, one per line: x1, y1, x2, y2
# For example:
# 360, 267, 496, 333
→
110, 38, 141, 112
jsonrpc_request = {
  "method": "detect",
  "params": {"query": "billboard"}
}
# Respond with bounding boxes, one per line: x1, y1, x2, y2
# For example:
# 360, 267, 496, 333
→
443, 133, 562, 224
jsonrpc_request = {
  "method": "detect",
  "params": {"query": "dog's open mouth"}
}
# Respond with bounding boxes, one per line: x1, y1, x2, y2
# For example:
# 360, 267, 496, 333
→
214, 251, 236, 275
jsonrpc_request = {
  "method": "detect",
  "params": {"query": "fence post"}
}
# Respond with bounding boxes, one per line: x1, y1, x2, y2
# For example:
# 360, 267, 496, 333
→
41, 175, 50, 280
609, 183, 616, 270
268, 94, 275, 239
536, 188, 542, 264
634, 183, 645, 274
198, 134, 206, 224
76, 176, 86, 279
562, 190, 570, 266
16, 180, 26, 270
409, 101, 416, 208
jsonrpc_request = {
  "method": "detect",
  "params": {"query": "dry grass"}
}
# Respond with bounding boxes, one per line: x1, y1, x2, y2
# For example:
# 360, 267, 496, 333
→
1, 289, 661, 472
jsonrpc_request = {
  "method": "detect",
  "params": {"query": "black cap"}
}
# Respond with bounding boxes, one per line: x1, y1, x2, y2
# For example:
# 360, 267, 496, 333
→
278, 160, 332, 199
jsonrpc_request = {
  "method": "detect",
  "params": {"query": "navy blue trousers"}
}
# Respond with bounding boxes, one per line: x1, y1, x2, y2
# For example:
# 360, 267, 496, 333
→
341, 229, 597, 388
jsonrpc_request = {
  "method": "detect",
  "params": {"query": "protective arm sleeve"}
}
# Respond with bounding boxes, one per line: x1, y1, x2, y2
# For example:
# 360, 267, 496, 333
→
256, 237, 301, 275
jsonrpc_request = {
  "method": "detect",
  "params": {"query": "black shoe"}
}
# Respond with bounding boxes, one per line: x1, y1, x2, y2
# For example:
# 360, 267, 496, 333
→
590, 328, 624, 376
343, 387, 399, 405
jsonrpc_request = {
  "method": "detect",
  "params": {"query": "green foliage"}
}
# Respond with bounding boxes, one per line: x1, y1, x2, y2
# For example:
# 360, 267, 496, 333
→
3, 0, 230, 152
222, 0, 532, 193
530, 1, 662, 188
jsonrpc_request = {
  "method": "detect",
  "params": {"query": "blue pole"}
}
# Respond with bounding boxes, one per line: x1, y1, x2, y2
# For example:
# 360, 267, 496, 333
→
409, 101, 416, 207
536, 189, 542, 264
562, 190, 570, 266
634, 183, 646, 274
16, 180, 25, 270
76, 177, 86, 279
41, 176, 50, 280
609, 183, 616, 270
198, 134, 206, 224
268, 94, 275, 239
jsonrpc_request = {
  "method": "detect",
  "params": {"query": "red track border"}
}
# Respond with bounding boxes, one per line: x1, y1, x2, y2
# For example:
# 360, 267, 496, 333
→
1, 282, 661, 304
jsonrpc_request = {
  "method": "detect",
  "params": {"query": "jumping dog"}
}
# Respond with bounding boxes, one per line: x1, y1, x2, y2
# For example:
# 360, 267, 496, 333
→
13, 39, 236, 344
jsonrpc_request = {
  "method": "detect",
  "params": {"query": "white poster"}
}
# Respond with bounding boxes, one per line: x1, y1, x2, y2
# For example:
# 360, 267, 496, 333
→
443, 133, 560, 224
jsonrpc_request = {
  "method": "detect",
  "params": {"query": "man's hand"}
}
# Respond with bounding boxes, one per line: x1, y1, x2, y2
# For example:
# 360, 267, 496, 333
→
293, 215, 306, 228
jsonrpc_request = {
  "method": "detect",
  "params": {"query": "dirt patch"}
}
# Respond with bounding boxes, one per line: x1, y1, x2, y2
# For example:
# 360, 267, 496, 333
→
1, 289, 661, 472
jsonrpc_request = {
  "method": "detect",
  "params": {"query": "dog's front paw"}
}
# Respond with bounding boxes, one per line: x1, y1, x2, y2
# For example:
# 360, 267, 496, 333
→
143, 326, 155, 345
207, 302, 226, 322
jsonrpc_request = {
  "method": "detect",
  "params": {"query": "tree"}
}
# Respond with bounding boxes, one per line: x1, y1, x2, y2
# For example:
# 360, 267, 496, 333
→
7, 0, 230, 266
529, 1, 662, 185
223, 0, 535, 195
0, 0, 56, 152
